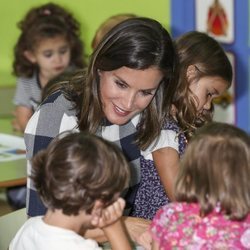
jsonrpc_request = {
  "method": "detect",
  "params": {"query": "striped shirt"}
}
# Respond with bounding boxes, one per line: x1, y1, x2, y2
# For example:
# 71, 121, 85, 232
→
13, 73, 41, 111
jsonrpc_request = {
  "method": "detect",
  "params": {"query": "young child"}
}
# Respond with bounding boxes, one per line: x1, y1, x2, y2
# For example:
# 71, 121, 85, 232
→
10, 132, 131, 250
91, 13, 137, 50
150, 122, 250, 249
130, 31, 233, 220
12, 3, 85, 133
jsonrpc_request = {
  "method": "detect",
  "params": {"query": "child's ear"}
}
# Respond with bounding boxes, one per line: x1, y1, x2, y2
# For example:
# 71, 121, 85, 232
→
23, 50, 36, 63
186, 65, 196, 82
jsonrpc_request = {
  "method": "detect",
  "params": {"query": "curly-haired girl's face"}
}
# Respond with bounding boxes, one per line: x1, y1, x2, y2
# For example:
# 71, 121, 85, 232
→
25, 35, 71, 85
99, 66, 163, 125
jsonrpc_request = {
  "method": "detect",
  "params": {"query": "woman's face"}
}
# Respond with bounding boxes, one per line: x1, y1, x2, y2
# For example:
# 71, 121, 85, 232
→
189, 75, 228, 114
99, 66, 163, 125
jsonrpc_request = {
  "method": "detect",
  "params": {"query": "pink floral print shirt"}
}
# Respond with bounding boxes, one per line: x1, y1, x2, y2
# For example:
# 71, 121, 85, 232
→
150, 202, 250, 249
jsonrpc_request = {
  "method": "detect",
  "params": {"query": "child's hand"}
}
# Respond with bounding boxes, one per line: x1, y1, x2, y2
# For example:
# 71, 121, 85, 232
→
92, 198, 125, 229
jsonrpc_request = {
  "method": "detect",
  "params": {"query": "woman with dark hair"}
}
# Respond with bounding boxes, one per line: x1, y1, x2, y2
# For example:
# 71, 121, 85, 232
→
24, 17, 178, 240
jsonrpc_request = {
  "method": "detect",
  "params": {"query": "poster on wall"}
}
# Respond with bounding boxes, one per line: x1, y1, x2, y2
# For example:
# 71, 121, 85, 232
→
195, 0, 234, 44
213, 52, 236, 124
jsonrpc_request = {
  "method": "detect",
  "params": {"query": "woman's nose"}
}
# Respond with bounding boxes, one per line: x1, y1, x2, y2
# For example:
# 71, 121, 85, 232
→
123, 92, 136, 110
54, 54, 62, 64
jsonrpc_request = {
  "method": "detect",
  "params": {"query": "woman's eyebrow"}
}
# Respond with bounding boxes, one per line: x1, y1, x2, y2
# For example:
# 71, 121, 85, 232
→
114, 74, 128, 85
115, 75, 158, 91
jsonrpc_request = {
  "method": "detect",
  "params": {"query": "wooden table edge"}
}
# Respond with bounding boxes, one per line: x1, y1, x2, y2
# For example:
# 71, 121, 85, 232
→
0, 177, 26, 188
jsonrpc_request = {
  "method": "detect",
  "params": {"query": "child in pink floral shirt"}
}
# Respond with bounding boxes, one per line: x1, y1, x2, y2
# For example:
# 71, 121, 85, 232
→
150, 122, 250, 249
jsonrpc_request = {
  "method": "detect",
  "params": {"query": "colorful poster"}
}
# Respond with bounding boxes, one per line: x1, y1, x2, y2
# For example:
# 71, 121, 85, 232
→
213, 52, 236, 124
195, 0, 234, 43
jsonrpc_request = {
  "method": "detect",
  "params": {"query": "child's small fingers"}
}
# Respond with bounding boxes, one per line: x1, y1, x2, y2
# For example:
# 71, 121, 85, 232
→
117, 197, 125, 210
104, 207, 112, 220
104, 204, 119, 222
90, 215, 99, 226
112, 198, 125, 216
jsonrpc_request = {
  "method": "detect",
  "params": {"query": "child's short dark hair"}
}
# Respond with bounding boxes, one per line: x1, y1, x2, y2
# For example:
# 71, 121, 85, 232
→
175, 122, 250, 220
31, 132, 130, 215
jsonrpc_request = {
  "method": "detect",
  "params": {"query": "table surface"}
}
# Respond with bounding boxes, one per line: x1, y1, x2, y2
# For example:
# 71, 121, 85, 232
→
0, 117, 27, 187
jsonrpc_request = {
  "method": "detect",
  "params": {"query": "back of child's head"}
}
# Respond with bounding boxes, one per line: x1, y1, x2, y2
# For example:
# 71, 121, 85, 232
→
173, 31, 233, 138
13, 2, 85, 78
175, 122, 250, 220
91, 13, 137, 49
31, 132, 130, 215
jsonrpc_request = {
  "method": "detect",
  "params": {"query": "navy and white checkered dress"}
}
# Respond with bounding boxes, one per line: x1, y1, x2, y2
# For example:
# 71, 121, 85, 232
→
25, 90, 184, 218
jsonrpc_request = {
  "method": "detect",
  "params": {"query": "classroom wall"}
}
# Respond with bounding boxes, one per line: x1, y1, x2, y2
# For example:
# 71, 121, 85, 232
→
0, 0, 170, 87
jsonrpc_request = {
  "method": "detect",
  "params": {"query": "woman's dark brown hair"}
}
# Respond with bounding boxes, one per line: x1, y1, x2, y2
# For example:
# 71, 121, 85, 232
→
43, 17, 178, 150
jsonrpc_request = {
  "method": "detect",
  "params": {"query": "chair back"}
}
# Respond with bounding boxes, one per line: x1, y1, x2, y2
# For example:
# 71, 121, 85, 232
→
0, 208, 27, 250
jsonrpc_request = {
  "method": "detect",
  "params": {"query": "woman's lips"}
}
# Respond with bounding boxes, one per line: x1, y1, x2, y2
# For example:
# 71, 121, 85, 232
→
113, 104, 131, 117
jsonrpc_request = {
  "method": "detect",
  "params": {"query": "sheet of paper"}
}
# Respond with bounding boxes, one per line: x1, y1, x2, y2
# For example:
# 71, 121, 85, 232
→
0, 133, 26, 162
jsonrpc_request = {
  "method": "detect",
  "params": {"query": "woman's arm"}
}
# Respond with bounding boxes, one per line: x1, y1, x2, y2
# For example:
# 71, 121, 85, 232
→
123, 216, 151, 243
24, 93, 78, 217
84, 216, 151, 245
152, 147, 179, 201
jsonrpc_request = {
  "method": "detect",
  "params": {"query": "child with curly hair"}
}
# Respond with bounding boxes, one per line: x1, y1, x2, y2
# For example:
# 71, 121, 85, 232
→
12, 2, 86, 132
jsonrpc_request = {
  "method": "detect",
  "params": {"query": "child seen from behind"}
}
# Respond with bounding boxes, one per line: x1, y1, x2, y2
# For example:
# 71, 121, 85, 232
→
150, 122, 250, 249
10, 132, 131, 250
